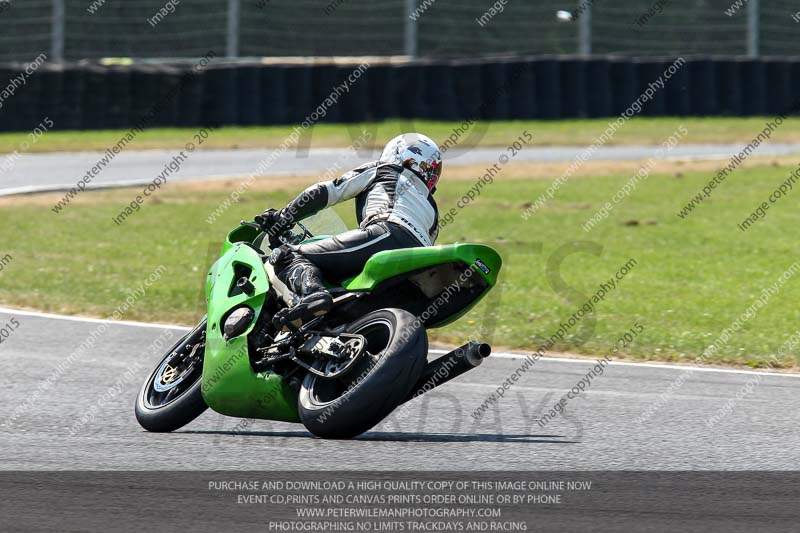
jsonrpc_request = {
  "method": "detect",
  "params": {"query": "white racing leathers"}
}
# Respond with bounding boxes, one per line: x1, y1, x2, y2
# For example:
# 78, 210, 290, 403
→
322, 161, 439, 247
268, 162, 439, 299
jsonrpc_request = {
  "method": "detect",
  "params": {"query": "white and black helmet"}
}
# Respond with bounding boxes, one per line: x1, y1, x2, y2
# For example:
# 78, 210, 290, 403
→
380, 133, 443, 193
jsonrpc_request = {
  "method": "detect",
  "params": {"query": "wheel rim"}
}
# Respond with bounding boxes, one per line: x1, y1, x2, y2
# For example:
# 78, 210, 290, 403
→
144, 324, 205, 409
308, 318, 393, 406
153, 351, 197, 393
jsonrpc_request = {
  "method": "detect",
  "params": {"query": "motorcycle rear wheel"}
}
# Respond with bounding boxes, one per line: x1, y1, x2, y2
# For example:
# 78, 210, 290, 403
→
298, 308, 428, 439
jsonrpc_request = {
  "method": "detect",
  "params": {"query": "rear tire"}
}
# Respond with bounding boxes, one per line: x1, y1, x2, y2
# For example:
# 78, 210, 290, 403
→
135, 320, 208, 433
298, 308, 428, 439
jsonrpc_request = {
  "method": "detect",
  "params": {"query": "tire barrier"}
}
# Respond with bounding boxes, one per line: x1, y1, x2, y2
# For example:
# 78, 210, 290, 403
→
532, 58, 561, 119
105, 67, 132, 130
260, 66, 287, 125
585, 59, 612, 119
450, 60, 483, 119
0, 56, 798, 132
608, 59, 638, 117
741, 60, 767, 117
559, 59, 587, 119
764, 59, 793, 116
505, 60, 536, 119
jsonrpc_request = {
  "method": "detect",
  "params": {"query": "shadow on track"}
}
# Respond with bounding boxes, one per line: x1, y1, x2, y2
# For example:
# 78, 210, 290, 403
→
181, 429, 578, 444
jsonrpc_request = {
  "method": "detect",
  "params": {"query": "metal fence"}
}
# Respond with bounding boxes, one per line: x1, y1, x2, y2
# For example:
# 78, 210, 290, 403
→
0, 0, 799, 62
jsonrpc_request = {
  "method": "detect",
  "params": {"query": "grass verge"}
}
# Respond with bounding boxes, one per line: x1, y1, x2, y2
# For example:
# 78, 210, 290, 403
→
1, 158, 799, 367
3, 117, 800, 153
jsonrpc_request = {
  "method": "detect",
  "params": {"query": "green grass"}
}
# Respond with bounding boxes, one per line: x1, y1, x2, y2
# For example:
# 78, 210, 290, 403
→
3, 117, 800, 153
2, 160, 800, 367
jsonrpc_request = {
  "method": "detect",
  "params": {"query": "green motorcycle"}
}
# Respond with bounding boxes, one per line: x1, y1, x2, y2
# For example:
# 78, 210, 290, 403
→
135, 215, 501, 439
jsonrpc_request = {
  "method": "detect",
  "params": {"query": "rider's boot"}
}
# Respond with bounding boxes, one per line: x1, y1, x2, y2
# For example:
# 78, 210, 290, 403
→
273, 291, 333, 329
269, 247, 333, 329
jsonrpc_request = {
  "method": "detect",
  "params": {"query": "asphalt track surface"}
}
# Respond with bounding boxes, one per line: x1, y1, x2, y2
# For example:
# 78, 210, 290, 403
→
2, 308, 799, 471
3, 144, 800, 474
3, 142, 800, 196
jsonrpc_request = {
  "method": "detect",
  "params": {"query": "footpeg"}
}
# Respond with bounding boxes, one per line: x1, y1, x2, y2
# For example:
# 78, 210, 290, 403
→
272, 292, 333, 329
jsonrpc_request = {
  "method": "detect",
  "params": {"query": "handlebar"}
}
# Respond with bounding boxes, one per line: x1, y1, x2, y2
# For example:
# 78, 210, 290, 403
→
240, 218, 314, 247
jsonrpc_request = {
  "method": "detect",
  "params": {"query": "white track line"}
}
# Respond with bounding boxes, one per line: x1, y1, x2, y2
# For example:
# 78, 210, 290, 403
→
431, 349, 800, 379
0, 306, 190, 331
1, 306, 795, 379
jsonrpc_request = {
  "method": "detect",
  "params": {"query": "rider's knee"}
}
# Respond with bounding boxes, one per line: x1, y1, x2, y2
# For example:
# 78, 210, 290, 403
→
268, 245, 295, 271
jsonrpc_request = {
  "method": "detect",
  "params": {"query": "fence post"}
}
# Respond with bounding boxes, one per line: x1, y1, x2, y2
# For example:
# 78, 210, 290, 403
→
404, 0, 418, 57
51, 0, 65, 61
226, 0, 241, 58
578, 1, 592, 56
747, 0, 759, 57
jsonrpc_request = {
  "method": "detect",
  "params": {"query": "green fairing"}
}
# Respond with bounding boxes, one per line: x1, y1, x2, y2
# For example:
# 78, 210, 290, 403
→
201, 225, 501, 422
202, 240, 300, 423
222, 224, 260, 255
344, 243, 501, 291
344, 243, 501, 328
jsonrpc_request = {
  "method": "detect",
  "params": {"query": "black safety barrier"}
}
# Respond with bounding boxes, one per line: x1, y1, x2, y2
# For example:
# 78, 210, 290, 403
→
337, 63, 372, 122
202, 65, 238, 127
480, 61, 510, 121
793, 62, 800, 107
394, 63, 426, 120
129, 66, 161, 128
0, 55, 798, 132
311, 64, 340, 123
741, 59, 767, 116
764, 59, 794, 116
105, 67, 131, 130
608, 59, 637, 117
282, 65, 313, 124
424, 62, 457, 122
82, 65, 110, 130
259, 66, 286, 125
0, 67, 26, 132
39, 68, 65, 131
450, 60, 483, 119
505, 60, 536, 119
559, 59, 587, 119
532, 58, 560, 119
664, 59, 691, 117
715, 59, 743, 116
366, 64, 396, 121
585, 59, 611, 118
236, 65, 261, 126
13, 65, 42, 131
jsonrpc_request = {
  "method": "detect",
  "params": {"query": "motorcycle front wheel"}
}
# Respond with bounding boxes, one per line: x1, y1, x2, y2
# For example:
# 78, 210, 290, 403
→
135, 319, 208, 432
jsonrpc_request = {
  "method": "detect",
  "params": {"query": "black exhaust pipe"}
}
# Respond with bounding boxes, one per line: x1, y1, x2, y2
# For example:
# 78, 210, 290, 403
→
402, 341, 491, 404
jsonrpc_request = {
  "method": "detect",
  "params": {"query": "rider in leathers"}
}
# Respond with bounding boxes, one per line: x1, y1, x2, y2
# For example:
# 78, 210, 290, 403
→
259, 133, 443, 328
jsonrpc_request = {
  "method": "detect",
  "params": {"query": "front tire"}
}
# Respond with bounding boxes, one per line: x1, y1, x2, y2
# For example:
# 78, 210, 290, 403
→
135, 320, 208, 433
298, 308, 428, 439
